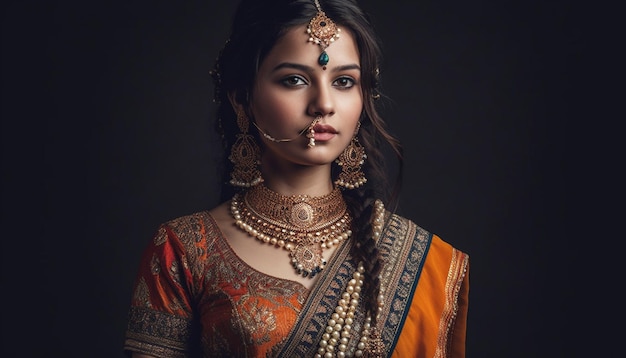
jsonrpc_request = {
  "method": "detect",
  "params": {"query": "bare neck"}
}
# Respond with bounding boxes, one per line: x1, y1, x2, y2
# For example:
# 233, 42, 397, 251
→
261, 163, 334, 197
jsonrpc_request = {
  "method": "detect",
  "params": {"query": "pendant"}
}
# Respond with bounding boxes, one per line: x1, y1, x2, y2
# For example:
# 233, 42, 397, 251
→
318, 51, 329, 66
290, 243, 326, 277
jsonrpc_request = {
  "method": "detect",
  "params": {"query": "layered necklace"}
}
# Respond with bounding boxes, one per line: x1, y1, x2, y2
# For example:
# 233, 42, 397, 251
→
230, 184, 352, 278
231, 184, 388, 355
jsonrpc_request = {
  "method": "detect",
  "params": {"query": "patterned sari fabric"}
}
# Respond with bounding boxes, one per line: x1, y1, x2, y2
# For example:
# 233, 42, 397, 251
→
124, 211, 469, 357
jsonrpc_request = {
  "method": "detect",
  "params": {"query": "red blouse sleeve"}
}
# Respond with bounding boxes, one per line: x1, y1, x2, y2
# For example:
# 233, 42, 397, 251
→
123, 223, 201, 357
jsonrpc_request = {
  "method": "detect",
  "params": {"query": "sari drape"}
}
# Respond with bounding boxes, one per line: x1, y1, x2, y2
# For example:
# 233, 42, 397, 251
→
124, 210, 469, 357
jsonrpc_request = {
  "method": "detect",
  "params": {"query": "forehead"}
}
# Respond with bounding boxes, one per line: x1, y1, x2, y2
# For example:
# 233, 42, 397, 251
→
261, 25, 360, 69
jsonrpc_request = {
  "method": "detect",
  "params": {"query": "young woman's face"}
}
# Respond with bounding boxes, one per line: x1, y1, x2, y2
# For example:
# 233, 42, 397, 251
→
248, 24, 363, 168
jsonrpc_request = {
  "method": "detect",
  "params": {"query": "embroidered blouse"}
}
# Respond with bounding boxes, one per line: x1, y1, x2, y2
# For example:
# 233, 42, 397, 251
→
123, 211, 469, 357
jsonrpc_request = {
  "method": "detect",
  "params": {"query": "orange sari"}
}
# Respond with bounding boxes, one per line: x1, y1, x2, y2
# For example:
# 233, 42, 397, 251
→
123, 211, 469, 357
392, 236, 470, 357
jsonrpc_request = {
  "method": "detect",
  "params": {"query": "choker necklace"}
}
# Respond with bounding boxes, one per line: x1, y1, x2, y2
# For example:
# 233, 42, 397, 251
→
230, 184, 352, 278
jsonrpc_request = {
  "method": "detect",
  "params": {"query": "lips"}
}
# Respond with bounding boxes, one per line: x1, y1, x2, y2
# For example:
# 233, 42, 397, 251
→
312, 124, 337, 142
312, 123, 337, 134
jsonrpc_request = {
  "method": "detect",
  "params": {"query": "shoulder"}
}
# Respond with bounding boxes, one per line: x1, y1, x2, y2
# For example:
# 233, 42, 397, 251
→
162, 210, 214, 234
145, 210, 228, 277
162, 210, 213, 227
155, 210, 222, 250
387, 214, 470, 293
387, 213, 469, 260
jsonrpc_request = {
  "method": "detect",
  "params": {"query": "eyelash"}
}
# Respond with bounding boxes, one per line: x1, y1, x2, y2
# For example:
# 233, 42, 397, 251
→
280, 75, 357, 89
282, 75, 307, 87
333, 77, 356, 89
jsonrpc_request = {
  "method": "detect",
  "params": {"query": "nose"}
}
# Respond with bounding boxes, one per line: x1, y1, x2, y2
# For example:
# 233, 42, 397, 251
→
308, 84, 335, 118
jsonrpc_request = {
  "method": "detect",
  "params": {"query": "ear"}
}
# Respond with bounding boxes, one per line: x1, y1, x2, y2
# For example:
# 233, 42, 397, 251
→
227, 91, 244, 116
228, 89, 255, 119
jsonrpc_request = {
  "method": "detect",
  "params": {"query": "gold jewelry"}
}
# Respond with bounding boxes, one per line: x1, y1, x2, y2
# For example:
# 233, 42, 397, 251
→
306, 115, 322, 148
316, 200, 387, 358
252, 115, 321, 149
229, 110, 263, 187
335, 129, 367, 189
307, 0, 341, 69
230, 184, 352, 278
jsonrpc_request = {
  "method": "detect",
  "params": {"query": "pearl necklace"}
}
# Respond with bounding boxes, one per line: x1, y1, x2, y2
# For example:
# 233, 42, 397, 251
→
230, 184, 352, 278
315, 200, 386, 358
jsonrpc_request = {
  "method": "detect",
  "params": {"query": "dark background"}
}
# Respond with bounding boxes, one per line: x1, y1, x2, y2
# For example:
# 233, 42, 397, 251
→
2, 0, 605, 357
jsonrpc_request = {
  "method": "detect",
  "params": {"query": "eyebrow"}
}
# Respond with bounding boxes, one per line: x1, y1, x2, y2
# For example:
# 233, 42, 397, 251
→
272, 62, 361, 73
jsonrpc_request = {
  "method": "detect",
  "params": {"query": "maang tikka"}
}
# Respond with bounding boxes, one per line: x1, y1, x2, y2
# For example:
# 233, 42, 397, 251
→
229, 110, 263, 187
307, 0, 341, 70
335, 123, 367, 189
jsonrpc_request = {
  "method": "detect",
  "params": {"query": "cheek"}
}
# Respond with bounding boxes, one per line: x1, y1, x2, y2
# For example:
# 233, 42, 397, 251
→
339, 93, 363, 125
251, 89, 299, 128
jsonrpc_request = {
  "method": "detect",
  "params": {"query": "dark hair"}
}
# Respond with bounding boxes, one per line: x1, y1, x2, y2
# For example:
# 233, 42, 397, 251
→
210, 0, 403, 324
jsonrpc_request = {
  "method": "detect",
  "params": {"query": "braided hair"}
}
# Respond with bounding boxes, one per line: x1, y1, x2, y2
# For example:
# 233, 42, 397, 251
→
210, 0, 404, 324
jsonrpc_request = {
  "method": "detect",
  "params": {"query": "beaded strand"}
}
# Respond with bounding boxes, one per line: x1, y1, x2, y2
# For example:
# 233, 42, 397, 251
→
315, 200, 386, 357
229, 184, 353, 277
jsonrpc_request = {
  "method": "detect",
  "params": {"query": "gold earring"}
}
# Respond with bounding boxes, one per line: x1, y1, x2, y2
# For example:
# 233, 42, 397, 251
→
229, 110, 263, 187
335, 130, 367, 189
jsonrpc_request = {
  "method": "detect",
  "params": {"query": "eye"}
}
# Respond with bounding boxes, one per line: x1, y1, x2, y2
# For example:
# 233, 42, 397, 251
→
281, 75, 307, 87
333, 77, 356, 89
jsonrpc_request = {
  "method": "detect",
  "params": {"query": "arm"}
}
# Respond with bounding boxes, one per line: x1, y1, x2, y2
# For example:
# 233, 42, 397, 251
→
123, 222, 200, 357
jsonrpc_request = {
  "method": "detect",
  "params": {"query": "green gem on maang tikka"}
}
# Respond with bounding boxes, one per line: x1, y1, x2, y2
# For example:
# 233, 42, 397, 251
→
318, 51, 329, 66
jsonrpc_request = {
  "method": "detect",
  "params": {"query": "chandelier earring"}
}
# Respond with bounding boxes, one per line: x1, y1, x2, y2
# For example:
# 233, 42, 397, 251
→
228, 110, 263, 187
335, 123, 367, 189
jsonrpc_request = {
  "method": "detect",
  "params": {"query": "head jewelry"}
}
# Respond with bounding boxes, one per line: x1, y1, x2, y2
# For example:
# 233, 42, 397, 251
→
307, 0, 341, 70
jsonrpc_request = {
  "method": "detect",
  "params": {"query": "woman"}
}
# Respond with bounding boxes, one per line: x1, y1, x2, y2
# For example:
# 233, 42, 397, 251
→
123, 0, 469, 357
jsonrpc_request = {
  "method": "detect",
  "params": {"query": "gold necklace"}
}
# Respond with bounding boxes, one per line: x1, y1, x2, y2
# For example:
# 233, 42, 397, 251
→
230, 184, 352, 278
